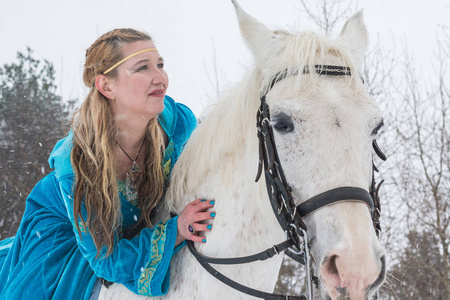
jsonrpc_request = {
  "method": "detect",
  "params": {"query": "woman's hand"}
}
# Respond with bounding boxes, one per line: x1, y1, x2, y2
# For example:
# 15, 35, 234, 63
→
175, 198, 215, 246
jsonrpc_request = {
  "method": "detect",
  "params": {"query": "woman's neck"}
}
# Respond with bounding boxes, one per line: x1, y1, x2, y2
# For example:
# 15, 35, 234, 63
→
113, 121, 148, 181
115, 121, 148, 152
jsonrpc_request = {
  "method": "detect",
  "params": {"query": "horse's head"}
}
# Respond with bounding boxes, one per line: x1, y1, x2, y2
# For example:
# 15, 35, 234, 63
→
233, 1, 386, 299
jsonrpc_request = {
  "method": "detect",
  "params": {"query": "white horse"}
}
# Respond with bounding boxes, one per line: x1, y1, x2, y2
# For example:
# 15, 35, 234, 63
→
100, 1, 386, 299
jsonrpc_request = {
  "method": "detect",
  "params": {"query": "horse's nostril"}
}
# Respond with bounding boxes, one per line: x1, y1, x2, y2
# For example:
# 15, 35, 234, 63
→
321, 254, 343, 293
321, 250, 385, 299
369, 255, 387, 291
326, 255, 339, 276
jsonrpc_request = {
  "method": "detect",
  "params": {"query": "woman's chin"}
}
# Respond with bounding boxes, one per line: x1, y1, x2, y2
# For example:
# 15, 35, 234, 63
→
143, 106, 165, 122
152, 100, 166, 115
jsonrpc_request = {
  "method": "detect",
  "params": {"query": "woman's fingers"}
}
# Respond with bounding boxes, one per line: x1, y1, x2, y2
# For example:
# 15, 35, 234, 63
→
188, 198, 214, 209
187, 198, 203, 206
189, 223, 213, 233
177, 198, 215, 244
194, 211, 216, 222
187, 199, 215, 223
190, 234, 208, 244
184, 223, 213, 243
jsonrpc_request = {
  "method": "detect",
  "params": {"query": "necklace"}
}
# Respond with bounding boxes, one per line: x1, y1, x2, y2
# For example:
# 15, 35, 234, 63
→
116, 135, 146, 174
115, 136, 147, 205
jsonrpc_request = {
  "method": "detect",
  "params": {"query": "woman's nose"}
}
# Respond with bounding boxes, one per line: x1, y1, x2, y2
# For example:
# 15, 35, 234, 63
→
151, 68, 167, 85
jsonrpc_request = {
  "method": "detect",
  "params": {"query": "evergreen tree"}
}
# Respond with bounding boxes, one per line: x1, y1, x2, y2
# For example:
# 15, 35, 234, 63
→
0, 48, 74, 239
387, 231, 448, 300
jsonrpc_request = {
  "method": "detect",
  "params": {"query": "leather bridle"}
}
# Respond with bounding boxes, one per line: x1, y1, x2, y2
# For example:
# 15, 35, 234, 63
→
187, 65, 386, 300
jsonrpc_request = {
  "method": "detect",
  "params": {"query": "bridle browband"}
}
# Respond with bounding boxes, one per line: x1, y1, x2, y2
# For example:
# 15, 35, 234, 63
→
187, 65, 386, 300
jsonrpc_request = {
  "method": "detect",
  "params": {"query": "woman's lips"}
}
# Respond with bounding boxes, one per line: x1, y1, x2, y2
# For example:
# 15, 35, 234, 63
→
149, 89, 165, 97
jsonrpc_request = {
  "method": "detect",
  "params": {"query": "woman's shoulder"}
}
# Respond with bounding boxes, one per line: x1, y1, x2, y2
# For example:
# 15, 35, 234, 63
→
159, 95, 197, 141
48, 131, 75, 180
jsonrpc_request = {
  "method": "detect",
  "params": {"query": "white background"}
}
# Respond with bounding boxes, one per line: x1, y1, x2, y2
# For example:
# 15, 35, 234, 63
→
1, 0, 449, 115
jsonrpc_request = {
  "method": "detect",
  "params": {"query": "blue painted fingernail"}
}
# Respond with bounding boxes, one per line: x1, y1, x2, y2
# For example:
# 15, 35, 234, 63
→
210, 200, 215, 205
202, 239, 207, 243
201, 199, 207, 202
207, 224, 212, 230
210, 212, 216, 217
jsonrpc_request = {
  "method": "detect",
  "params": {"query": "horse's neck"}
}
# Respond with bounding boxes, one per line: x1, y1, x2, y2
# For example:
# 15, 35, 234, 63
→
165, 146, 285, 299
160, 76, 285, 298
174, 122, 283, 249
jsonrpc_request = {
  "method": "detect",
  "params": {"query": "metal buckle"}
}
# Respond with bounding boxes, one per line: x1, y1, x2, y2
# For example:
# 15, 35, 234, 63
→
286, 224, 304, 255
287, 224, 314, 300
290, 205, 297, 221
272, 245, 280, 255
261, 117, 270, 125
301, 229, 314, 300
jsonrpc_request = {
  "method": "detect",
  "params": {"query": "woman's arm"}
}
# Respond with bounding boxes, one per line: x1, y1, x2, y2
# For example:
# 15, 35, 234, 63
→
58, 177, 178, 296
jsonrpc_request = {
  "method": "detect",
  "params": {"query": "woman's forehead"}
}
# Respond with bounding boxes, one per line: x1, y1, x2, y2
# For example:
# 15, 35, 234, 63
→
119, 40, 162, 68
122, 40, 156, 55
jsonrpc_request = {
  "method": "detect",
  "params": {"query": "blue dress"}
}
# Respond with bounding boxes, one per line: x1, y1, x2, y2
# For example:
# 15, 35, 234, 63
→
0, 96, 197, 300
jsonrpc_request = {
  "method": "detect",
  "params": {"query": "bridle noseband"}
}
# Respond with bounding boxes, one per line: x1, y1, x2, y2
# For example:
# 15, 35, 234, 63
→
188, 65, 386, 300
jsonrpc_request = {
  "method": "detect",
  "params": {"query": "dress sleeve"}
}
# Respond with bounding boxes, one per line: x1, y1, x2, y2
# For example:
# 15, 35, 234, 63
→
57, 176, 179, 296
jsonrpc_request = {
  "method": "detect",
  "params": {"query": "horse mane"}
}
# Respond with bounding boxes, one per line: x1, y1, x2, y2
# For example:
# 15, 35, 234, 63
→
165, 29, 359, 212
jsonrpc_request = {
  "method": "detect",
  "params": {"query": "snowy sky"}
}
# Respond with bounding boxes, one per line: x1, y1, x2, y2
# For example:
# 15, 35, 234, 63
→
1, 0, 449, 115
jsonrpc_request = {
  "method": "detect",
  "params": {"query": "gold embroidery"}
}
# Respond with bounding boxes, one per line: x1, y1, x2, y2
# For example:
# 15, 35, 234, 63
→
77, 221, 89, 234
162, 140, 174, 184
137, 222, 167, 295
163, 158, 172, 183
118, 179, 139, 206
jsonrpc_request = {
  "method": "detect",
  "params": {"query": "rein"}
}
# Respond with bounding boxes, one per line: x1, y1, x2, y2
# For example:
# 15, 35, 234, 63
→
188, 65, 386, 300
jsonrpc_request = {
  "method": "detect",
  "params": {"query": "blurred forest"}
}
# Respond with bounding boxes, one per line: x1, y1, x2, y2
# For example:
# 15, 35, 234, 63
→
0, 48, 74, 238
0, 0, 448, 299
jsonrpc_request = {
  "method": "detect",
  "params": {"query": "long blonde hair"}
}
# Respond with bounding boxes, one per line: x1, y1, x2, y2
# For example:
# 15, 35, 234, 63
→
71, 28, 165, 256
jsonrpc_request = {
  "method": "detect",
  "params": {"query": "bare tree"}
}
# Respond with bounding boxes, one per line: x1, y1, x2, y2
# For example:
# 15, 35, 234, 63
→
298, 0, 355, 34
382, 27, 450, 299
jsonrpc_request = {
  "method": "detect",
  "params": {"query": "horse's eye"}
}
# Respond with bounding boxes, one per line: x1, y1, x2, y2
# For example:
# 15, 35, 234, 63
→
272, 113, 294, 133
371, 119, 384, 136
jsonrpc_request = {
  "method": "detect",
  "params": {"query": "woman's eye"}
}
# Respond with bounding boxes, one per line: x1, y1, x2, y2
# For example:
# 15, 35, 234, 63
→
157, 63, 165, 69
137, 65, 148, 71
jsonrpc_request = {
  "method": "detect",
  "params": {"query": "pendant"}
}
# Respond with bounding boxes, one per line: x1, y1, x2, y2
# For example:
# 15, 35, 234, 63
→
130, 161, 142, 173
125, 173, 139, 205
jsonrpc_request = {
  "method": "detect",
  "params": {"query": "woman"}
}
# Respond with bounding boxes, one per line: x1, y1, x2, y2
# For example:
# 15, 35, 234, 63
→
0, 28, 214, 299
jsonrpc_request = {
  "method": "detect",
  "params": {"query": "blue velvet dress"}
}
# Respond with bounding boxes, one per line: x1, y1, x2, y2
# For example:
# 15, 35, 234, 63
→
0, 96, 197, 300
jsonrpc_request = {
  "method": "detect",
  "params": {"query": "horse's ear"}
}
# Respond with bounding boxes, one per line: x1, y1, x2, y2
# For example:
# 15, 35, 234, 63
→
338, 11, 368, 69
232, 0, 280, 64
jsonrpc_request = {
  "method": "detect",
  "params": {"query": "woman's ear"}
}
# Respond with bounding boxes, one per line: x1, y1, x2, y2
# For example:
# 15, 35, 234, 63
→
95, 75, 115, 99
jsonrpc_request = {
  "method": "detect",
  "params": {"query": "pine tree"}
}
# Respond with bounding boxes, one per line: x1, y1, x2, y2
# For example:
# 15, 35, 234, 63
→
0, 48, 74, 239
388, 231, 448, 300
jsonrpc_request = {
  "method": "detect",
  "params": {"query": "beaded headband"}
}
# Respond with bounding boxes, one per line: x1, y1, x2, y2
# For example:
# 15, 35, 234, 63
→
103, 48, 158, 75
